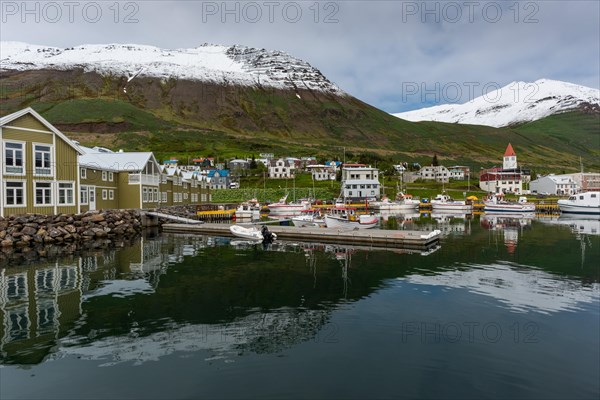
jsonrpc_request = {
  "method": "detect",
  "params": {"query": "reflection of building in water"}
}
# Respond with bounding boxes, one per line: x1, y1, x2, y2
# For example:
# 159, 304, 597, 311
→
0, 261, 82, 362
0, 235, 194, 362
480, 214, 533, 254
419, 213, 471, 236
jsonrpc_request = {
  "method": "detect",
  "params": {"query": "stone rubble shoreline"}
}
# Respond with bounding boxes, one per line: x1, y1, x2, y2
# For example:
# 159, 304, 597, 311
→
0, 209, 144, 248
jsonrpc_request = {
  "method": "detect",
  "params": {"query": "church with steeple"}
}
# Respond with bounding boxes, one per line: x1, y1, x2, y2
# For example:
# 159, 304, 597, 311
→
503, 143, 517, 170
479, 143, 530, 195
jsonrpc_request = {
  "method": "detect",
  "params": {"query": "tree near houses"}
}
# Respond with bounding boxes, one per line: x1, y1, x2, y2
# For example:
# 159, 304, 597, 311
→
432, 154, 439, 166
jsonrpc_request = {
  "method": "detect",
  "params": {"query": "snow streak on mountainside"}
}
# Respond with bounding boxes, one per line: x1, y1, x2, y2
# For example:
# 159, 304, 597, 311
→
0, 42, 342, 93
393, 79, 600, 127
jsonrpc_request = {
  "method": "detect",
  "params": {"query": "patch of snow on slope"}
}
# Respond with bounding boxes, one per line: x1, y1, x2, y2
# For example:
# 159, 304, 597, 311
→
0, 41, 342, 93
393, 79, 600, 127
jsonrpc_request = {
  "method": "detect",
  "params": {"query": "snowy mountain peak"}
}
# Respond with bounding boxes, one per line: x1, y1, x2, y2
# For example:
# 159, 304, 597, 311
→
0, 41, 342, 93
393, 79, 600, 127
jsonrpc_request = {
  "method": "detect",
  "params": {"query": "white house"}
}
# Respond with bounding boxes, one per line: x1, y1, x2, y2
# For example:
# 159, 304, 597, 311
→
448, 168, 466, 180
268, 158, 295, 179
393, 164, 406, 173
530, 174, 578, 196
306, 165, 336, 181
341, 164, 380, 201
418, 165, 450, 182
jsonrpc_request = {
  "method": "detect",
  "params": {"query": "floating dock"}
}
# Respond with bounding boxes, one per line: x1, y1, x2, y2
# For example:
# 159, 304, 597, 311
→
162, 223, 441, 250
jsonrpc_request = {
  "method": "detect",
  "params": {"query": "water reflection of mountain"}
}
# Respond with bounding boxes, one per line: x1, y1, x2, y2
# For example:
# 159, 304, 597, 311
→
404, 262, 600, 314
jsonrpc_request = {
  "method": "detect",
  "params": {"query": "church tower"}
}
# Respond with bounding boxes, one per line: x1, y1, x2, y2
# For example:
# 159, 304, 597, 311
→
503, 143, 517, 170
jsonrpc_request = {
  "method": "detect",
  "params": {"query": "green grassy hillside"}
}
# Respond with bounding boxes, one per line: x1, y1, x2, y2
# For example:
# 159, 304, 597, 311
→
1, 69, 598, 171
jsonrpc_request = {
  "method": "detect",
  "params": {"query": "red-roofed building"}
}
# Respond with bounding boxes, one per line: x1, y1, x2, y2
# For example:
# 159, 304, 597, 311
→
480, 144, 525, 194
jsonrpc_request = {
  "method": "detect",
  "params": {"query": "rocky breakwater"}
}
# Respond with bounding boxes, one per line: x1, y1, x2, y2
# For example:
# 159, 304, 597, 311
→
0, 210, 143, 248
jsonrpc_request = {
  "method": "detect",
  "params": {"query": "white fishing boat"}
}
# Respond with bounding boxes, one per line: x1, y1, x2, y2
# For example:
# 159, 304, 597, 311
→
235, 199, 261, 220
229, 225, 277, 242
292, 210, 326, 227
369, 193, 420, 211
324, 207, 379, 229
267, 195, 312, 216
431, 194, 473, 212
558, 191, 600, 215
484, 195, 535, 213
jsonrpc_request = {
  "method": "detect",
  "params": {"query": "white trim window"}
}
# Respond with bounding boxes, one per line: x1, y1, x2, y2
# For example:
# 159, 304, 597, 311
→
102, 189, 108, 200
153, 188, 158, 202
5, 181, 26, 206
58, 182, 75, 205
4, 141, 25, 175
33, 144, 52, 176
34, 182, 52, 206
161, 192, 167, 202
109, 190, 114, 200
102, 171, 107, 181
80, 185, 89, 205
109, 172, 114, 182
81, 168, 87, 179
142, 187, 148, 203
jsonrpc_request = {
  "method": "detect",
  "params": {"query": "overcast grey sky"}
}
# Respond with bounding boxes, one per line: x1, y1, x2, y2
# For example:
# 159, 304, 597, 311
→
1, 0, 599, 112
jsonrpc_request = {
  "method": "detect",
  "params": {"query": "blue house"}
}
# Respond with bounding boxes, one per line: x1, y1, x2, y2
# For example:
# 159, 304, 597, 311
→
207, 169, 230, 189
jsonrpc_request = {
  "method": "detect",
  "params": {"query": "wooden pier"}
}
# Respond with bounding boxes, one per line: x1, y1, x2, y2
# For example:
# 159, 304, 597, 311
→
162, 223, 441, 250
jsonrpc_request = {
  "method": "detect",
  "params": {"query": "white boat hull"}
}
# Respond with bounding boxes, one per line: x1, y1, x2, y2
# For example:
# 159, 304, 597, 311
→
325, 214, 379, 229
292, 216, 326, 227
235, 210, 260, 219
267, 205, 310, 216
484, 203, 535, 213
431, 203, 473, 212
370, 202, 419, 211
557, 203, 600, 215
229, 225, 263, 241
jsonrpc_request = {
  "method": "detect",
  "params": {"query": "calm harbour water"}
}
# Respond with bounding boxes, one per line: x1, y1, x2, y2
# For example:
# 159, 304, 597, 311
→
1, 214, 599, 399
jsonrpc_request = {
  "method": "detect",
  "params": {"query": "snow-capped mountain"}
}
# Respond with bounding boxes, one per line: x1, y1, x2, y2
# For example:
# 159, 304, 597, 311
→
393, 79, 600, 127
0, 41, 341, 93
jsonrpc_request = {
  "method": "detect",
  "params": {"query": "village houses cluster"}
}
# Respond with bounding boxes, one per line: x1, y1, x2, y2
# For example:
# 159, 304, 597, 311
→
2, 107, 599, 217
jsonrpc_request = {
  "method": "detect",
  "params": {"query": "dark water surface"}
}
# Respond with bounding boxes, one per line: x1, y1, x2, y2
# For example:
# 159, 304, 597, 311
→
1, 214, 599, 399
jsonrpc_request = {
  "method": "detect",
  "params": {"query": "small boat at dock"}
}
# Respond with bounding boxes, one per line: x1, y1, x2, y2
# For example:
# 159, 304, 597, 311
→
292, 210, 326, 227
484, 194, 535, 213
235, 199, 261, 220
267, 195, 312, 216
324, 206, 379, 229
229, 225, 278, 242
431, 193, 473, 212
558, 191, 600, 215
369, 193, 420, 211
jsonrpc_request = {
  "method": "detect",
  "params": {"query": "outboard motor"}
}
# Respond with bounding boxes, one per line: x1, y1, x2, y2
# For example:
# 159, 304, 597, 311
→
261, 225, 275, 244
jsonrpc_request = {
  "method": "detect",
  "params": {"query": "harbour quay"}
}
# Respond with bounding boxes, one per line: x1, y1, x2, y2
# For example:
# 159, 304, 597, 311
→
161, 223, 441, 250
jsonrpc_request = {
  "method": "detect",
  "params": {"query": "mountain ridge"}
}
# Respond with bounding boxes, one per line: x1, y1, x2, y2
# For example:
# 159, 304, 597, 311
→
393, 79, 600, 127
0, 41, 342, 94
